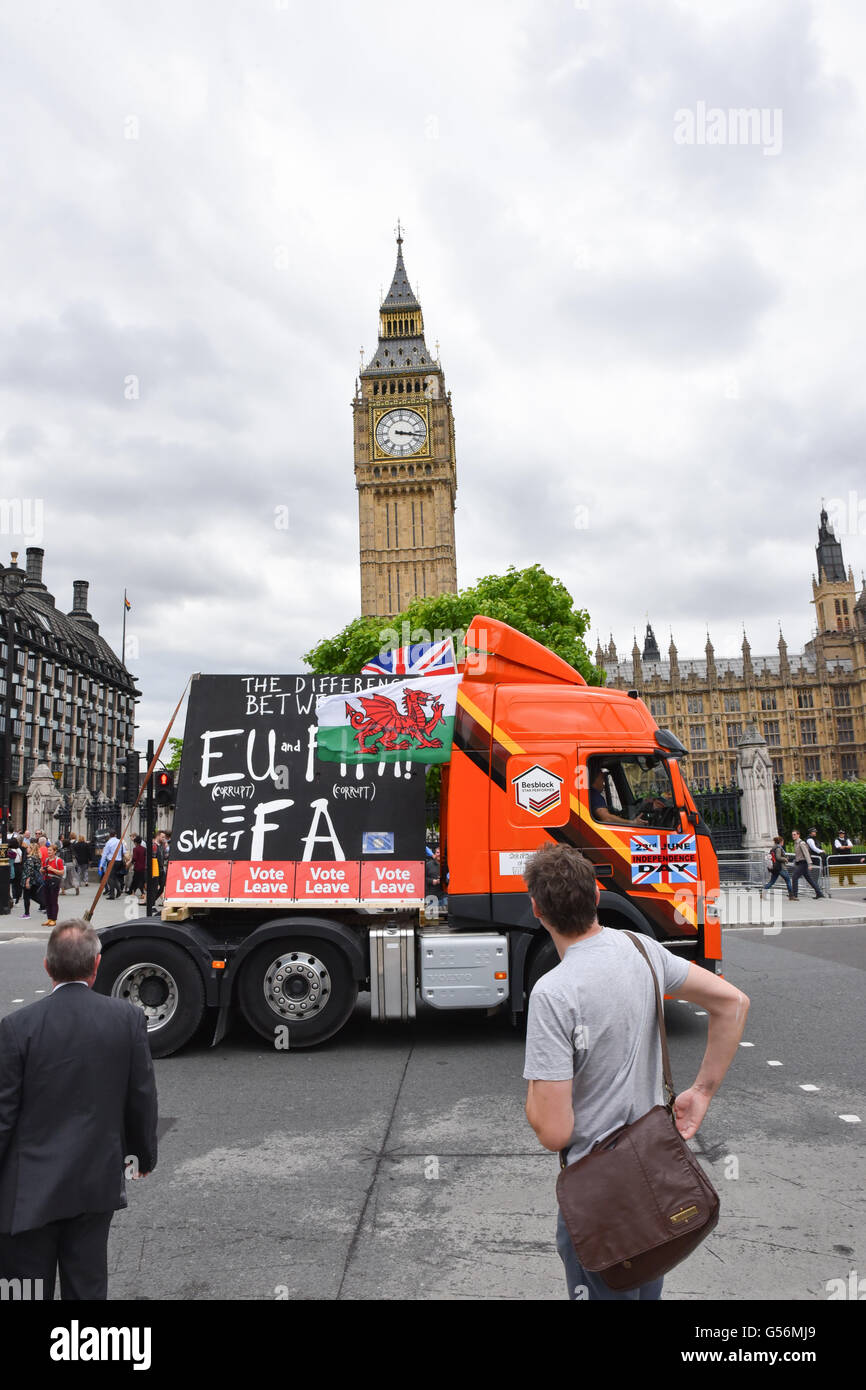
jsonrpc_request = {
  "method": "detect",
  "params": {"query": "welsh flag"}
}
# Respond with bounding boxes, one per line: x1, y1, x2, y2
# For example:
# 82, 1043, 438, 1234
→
316, 675, 461, 764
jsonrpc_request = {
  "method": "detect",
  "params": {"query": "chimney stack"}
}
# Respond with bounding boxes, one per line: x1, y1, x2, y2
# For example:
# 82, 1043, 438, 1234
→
25, 547, 45, 588
68, 579, 99, 633
24, 545, 56, 605
72, 580, 90, 615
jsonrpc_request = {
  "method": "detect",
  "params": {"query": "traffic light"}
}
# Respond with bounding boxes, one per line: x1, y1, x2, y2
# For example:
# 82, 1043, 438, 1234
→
154, 769, 175, 807
120, 750, 141, 805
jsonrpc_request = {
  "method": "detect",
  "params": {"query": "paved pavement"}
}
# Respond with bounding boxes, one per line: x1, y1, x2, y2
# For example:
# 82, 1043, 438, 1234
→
0, 884, 161, 939
3, 880, 865, 941
720, 886, 866, 931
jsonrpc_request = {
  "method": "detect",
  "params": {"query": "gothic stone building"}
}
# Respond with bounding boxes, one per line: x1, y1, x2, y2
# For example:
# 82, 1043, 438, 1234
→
1, 548, 138, 824
353, 230, 458, 618
598, 512, 866, 787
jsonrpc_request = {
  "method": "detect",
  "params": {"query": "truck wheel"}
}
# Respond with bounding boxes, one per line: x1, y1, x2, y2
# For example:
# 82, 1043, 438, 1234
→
526, 936, 559, 998
96, 941, 206, 1058
237, 939, 358, 1049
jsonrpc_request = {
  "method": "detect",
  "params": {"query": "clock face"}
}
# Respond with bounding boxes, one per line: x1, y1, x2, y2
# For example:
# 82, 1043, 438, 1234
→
375, 408, 427, 457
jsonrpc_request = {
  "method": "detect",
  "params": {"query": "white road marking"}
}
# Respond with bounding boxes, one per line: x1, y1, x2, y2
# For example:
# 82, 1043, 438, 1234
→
799, 1084, 819, 1092
767, 1060, 783, 1066
739, 1041, 755, 1047
34, 988, 46, 994
839, 1115, 861, 1124
694, 1011, 707, 1016
11, 998, 23, 1003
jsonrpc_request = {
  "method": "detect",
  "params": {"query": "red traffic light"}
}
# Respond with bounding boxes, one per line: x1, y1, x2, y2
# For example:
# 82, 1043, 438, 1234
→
155, 769, 175, 805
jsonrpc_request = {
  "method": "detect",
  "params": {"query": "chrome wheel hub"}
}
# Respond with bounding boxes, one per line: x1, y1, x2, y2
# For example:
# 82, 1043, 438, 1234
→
111, 963, 179, 1032
263, 951, 330, 1022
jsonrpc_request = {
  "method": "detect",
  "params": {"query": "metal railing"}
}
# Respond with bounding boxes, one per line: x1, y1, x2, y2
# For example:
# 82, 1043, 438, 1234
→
715, 848, 832, 896
825, 852, 866, 895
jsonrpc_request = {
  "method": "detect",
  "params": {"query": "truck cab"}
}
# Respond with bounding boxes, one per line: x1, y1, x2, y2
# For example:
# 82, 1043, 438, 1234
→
443, 618, 721, 984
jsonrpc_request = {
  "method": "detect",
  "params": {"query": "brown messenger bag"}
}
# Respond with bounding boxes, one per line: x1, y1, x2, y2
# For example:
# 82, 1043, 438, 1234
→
555, 932, 720, 1292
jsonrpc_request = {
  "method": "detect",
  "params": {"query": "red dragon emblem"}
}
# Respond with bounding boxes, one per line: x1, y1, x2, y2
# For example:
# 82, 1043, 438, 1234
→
345, 686, 445, 755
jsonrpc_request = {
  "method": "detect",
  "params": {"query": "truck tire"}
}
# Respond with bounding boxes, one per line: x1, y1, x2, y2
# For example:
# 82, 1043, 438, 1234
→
237, 938, 358, 1048
526, 935, 559, 998
95, 941, 206, 1058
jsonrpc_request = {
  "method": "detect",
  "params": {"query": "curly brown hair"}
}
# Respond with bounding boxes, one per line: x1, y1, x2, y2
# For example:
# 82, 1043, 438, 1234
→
523, 843, 598, 937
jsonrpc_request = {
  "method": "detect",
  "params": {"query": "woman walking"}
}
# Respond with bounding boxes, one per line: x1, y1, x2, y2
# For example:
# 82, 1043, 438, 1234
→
21, 846, 44, 920
130, 835, 147, 902
43, 841, 66, 925
762, 836, 795, 899
74, 834, 92, 887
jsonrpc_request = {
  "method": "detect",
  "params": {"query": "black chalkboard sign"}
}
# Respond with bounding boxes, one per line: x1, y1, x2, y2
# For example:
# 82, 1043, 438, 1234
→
166, 674, 426, 908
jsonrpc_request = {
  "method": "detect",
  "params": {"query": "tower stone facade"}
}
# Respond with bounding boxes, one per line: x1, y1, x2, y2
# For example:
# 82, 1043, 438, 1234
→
598, 512, 866, 786
353, 232, 458, 618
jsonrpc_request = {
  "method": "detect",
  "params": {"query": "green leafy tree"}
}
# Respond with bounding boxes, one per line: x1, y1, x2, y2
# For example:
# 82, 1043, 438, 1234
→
166, 737, 183, 772
303, 564, 603, 684
778, 780, 866, 846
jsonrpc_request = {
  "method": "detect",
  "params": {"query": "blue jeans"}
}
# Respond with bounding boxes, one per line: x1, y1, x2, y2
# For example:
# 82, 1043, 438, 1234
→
762, 866, 793, 893
556, 1210, 663, 1301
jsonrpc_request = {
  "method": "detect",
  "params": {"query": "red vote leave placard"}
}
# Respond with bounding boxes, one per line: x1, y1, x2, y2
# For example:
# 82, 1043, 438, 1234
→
165, 860, 232, 900
361, 860, 424, 900
293, 861, 361, 900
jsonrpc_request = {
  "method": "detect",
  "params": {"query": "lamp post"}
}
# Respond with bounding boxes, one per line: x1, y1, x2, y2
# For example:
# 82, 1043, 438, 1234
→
1, 555, 26, 840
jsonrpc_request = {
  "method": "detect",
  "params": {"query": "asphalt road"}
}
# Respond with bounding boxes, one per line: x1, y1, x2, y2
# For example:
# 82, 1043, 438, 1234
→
0, 923, 863, 1301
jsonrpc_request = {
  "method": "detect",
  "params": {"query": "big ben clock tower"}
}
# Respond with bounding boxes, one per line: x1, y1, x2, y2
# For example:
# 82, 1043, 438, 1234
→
353, 228, 458, 618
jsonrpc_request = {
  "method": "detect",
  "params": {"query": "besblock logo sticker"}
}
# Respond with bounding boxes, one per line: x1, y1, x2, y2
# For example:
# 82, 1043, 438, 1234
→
511, 764, 563, 817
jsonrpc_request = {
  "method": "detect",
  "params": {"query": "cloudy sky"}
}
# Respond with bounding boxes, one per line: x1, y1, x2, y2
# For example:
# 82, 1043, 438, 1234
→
2, 0, 865, 742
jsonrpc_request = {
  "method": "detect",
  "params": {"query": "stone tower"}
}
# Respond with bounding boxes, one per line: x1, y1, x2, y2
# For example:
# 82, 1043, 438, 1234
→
353, 229, 458, 617
811, 506, 856, 658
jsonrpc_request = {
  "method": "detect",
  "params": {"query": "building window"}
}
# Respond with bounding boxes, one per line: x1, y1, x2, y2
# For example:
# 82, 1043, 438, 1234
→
726, 722, 742, 748
803, 755, 821, 781
771, 757, 783, 782
836, 716, 854, 744
797, 690, 814, 710
687, 695, 703, 714
763, 720, 780, 746
800, 718, 817, 745
649, 697, 667, 718
691, 759, 710, 785
833, 688, 851, 708
760, 691, 777, 710
689, 724, 707, 750
723, 694, 740, 712
841, 754, 859, 780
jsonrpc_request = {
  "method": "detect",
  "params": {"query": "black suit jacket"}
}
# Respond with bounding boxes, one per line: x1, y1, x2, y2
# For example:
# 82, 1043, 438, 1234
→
0, 983, 158, 1235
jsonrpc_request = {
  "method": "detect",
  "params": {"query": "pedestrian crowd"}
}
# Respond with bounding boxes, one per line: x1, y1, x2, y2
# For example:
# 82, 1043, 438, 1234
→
1, 829, 171, 922
761, 826, 866, 900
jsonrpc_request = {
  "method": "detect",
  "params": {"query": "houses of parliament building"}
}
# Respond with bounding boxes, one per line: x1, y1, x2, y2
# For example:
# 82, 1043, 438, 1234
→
599, 510, 866, 786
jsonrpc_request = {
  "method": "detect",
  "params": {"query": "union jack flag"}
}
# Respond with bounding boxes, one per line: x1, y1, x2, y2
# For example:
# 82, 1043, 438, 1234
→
362, 638, 457, 678
630, 833, 697, 885
666, 833, 699, 883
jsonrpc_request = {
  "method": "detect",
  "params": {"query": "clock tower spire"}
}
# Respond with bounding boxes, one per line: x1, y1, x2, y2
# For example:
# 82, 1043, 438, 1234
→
353, 230, 458, 618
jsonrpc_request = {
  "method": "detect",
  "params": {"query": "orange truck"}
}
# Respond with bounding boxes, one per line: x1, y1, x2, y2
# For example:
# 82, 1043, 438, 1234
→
94, 616, 721, 1055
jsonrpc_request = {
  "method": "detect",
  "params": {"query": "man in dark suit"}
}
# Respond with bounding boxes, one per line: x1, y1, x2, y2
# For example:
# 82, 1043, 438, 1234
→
0, 919, 158, 1299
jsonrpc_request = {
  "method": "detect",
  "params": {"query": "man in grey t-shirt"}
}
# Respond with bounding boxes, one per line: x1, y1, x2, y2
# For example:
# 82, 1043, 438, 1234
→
523, 844, 749, 1301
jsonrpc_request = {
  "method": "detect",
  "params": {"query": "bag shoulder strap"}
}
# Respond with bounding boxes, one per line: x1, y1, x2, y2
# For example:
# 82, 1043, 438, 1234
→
623, 931, 676, 1112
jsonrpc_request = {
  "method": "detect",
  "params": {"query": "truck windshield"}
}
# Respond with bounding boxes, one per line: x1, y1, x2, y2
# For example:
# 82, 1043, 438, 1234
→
587, 754, 679, 830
